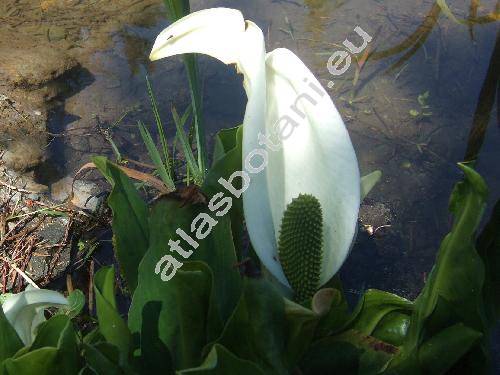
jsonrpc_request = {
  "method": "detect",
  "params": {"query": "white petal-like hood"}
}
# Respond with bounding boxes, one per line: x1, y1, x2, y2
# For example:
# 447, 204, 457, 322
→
2, 287, 68, 345
149, 8, 360, 288
263, 49, 360, 285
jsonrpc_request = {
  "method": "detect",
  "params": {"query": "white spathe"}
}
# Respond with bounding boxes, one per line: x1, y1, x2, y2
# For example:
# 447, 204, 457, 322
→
150, 8, 360, 287
1, 287, 68, 345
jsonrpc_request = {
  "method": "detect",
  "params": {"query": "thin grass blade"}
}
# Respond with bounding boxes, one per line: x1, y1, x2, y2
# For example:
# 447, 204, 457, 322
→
146, 75, 173, 176
138, 121, 175, 190
171, 105, 202, 184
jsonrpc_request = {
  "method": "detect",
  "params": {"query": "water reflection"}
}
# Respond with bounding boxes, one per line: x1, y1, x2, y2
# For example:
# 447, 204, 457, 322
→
29, 0, 499, 300
464, 28, 499, 161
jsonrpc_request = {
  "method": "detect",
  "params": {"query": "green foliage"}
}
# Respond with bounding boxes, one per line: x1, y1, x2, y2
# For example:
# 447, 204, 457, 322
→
361, 170, 382, 200
0, 307, 23, 363
93, 267, 131, 361
145, 75, 174, 179
162, 0, 207, 175
93, 156, 149, 293
178, 344, 265, 374
172, 106, 203, 184
1, 121, 498, 375
387, 163, 493, 373
138, 120, 175, 190
56, 290, 85, 319
278, 194, 323, 303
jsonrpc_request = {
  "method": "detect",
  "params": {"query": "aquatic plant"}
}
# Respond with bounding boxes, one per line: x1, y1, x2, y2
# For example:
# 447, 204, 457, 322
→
0, 5, 498, 375
149, 8, 362, 288
1, 287, 68, 345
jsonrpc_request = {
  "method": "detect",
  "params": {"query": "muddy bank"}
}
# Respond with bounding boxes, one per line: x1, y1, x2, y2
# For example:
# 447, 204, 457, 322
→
0, 0, 162, 173
0, 0, 164, 289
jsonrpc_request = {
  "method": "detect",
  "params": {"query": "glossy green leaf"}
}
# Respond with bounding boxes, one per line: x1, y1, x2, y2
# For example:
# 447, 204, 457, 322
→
372, 311, 410, 347
27, 315, 80, 374
282, 299, 318, 368
30, 315, 70, 350
129, 260, 215, 370
213, 279, 288, 374
300, 338, 361, 374
345, 289, 413, 336
477, 199, 500, 324
93, 156, 149, 292
93, 267, 131, 360
128, 195, 243, 370
56, 290, 85, 319
2, 348, 58, 375
133, 301, 173, 374
202, 126, 244, 260
130, 195, 240, 324
418, 323, 482, 374
211, 127, 240, 164
0, 307, 23, 363
83, 343, 122, 375
390, 164, 490, 372
179, 344, 264, 374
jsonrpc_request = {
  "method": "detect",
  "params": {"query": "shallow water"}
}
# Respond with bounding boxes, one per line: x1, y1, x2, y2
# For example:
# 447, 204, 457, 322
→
45, 0, 499, 297
3, 0, 500, 368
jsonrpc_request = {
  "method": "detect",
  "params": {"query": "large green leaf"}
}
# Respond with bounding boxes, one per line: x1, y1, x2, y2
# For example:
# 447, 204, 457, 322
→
345, 290, 413, 337
128, 194, 243, 369
202, 126, 244, 261
371, 311, 411, 347
129, 260, 215, 370
93, 267, 131, 362
213, 279, 288, 374
476, 199, 500, 324
93, 156, 149, 293
282, 299, 318, 369
0, 306, 23, 363
301, 329, 398, 375
390, 164, 490, 372
56, 290, 85, 319
2, 348, 58, 375
418, 323, 482, 374
131, 195, 241, 321
178, 344, 265, 374
300, 338, 361, 374
82, 343, 122, 375
29, 313, 81, 375
211, 127, 240, 165
133, 301, 173, 374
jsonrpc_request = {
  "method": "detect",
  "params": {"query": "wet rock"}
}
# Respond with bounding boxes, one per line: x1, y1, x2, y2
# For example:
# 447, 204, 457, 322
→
51, 177, 103, 212
50, 176, 73, 202
27, 218, 72, 284
0, 166, 49, 196
1, 139, 47, 172
0, 46, 78, 89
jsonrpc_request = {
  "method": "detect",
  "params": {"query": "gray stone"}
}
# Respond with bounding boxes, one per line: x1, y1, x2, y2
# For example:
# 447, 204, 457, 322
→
51, 177, 103, 212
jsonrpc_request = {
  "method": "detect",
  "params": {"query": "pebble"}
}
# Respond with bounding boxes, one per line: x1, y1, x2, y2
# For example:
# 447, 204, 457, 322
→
51, 177, 103, 212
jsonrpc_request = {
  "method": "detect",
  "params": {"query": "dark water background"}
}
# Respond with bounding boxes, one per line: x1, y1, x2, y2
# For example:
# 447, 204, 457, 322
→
42, 0, 499, 368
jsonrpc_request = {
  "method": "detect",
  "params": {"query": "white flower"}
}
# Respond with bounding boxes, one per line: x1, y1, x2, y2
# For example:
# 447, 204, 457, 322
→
1, 287, 68, 345
150, 8, 361, 287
